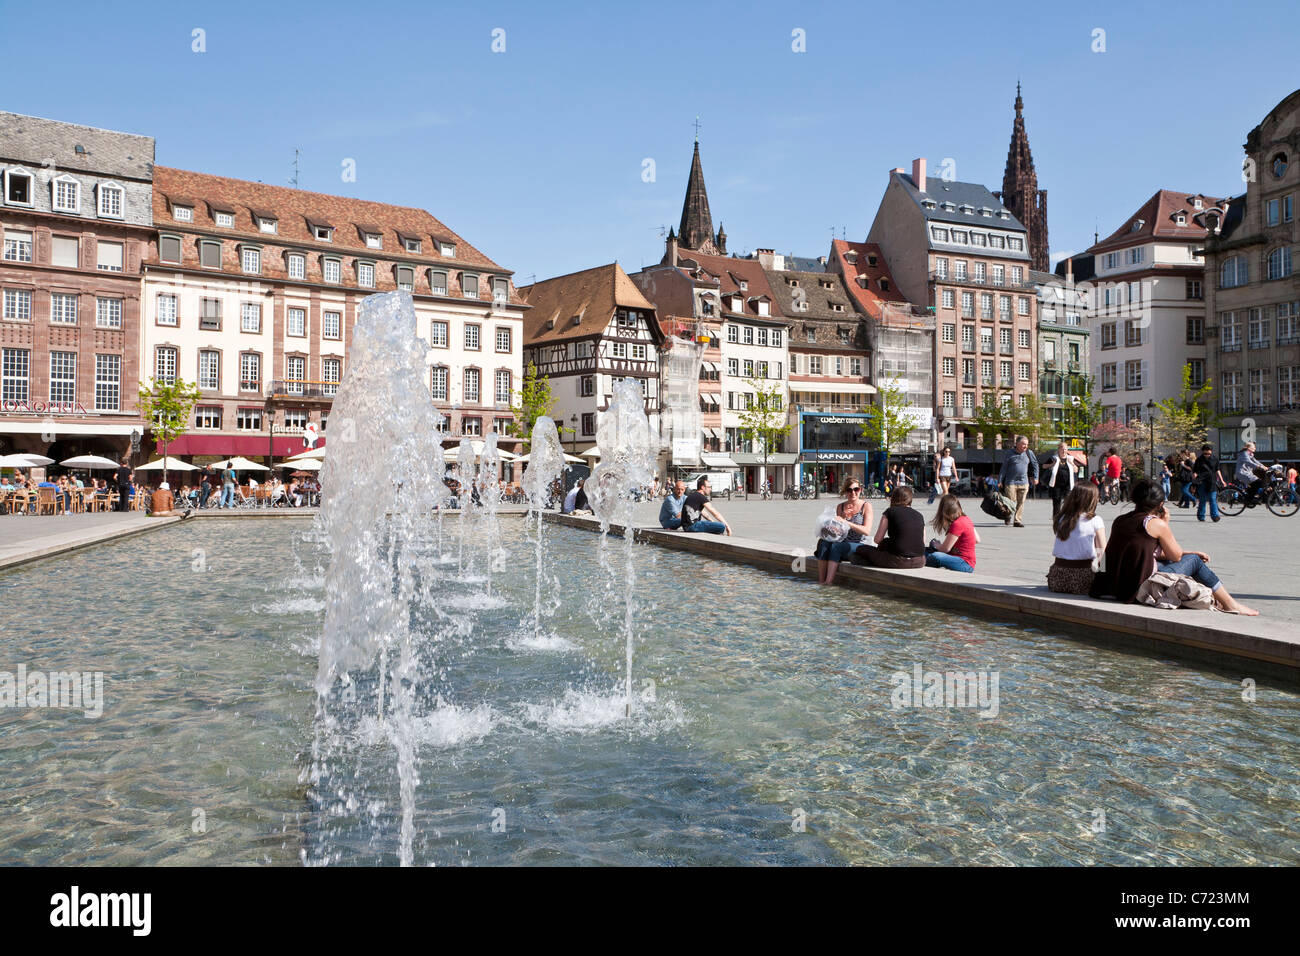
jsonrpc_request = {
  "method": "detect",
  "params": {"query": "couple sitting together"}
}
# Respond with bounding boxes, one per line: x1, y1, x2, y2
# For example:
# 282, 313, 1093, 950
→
659, 477, 732, 535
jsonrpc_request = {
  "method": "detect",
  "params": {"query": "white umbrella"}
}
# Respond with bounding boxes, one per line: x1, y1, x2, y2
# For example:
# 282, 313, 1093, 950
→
210, 456, 269, 472
135, 458, 198, 471
59, 455, 121, 469
285, 446, 326, 461
448, 441, 518, 462
577, 446, 601, 458
0, 453, 47, 468
517, 451, 585, 464
281, 458, 321, 471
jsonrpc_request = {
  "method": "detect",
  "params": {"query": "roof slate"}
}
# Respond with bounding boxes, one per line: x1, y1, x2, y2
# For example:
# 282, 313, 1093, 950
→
519, 262, 658, 346
0, 111, 155, 181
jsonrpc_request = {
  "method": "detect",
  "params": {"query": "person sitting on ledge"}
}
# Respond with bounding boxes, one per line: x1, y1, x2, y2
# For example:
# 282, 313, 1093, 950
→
1047, 484, 1105, 594
659, 480, 687, 530
680, 476, 730, 536
924, 494, 979, 573
563, 478, 591, 515
814, 477, 873, 585
854, 484, 924, 569
1090, 478, 1258, 615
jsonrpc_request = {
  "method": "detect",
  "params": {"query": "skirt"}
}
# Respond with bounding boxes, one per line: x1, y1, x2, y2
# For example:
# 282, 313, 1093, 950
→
1047, 556, 1094, 594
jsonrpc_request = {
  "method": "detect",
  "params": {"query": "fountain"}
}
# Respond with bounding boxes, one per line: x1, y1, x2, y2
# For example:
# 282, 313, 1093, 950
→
522, 417, 566, 644
584, 378, 657, 717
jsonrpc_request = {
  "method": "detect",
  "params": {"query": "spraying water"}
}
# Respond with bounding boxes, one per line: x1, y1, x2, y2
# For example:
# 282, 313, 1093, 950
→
585, 378, 657, 716
455, 439, 476, 573
522, 417, 566, 642
477, 432, 505, 595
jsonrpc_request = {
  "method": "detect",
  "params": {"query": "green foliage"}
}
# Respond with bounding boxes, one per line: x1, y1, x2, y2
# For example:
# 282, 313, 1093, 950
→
1060, 378, 1106, 452
858, 374, 914, 463
138, 377, 201, 463
1153, 364, 1217, 452
737, 378, 793, 469
969, 389, 1017, 451
508, 362, 559, 441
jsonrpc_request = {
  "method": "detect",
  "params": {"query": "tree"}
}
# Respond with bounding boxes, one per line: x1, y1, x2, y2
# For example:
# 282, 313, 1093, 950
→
969, 389, 1017, 451
138, 377, 201, 472
737, 378, 794, 492
1089, 419, 1144, 474
858, 374, 915, 476
1011, 394, 1058, 451
1061, 379, 1106, 455
508, 362, 560, 443
1153, 364, 1216, 454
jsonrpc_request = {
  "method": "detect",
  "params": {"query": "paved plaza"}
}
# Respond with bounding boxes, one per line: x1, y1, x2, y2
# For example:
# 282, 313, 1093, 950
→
626, 491, 1300, 632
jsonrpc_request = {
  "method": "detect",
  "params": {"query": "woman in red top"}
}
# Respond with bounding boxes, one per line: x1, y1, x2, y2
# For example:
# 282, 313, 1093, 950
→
925, 494, 979, 572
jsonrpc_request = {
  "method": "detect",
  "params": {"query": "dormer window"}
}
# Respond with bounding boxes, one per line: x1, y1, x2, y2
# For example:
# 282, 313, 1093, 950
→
1193, 198, 1203, 210
940, 201, 956, 212
97, 183, 124, 218
788, 278, 799, 287
215, 212, 234, 228
365, 232, 382, 249
404, 237, 421, 254
259, 217, 278, 234
997, 210, 1010, 219
1175, 213, 1187, 226
979, 207, 992, 217
462, 273, 479, 298
52, 175, 81, 213
738, 279, 748, 291
440, 241, 456, 258
4, 168, 32, 205
172, 203, 193, 222
819, 279, 832, 289
921, 199, 937, 209
430, 270, 448, 295
958, 204, 974, 214
867, 254, 877, 267
314, 225, 333, 242
879, 279, 890, 291
756, 300, 769, 317
1130, 219, 1145, 232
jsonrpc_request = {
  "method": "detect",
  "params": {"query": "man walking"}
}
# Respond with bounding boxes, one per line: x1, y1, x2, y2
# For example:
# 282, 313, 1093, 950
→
998, 435, 1039, 527
219, 462, 238, 509
659, 480, 687, 530
680, 477, 731, 535
1193, 443, 1222, 522
114, 458, 132, 512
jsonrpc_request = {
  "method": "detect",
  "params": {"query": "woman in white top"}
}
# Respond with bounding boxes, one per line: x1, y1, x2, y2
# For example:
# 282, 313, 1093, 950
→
935, 445, 956, 496
1047, 484, 1106, 593
1042, 441, 1076, 520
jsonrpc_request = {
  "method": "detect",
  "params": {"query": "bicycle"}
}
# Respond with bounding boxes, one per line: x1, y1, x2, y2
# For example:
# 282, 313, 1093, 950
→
759, 483, 772, 501
1218, 471, 1298, 517
783, 485, 800, 500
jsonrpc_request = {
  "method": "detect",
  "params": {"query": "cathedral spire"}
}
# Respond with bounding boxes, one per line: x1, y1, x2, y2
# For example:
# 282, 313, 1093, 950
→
677, 138, 720, 255
995, 83, 1049, 272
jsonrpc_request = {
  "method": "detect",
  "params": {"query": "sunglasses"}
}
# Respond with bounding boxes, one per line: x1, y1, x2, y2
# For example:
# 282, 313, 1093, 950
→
847, 487, 862, 494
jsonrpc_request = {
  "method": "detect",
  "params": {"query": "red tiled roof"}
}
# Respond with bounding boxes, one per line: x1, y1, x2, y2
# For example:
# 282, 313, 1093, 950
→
828, 239, 907, 318
671, 250, 785, 318
519, 262, 659, 345
1089, 189, 1227, 254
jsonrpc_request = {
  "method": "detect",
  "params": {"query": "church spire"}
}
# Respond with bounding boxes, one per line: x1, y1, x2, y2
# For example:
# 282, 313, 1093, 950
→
677, 138, 720, 255
995, 83, 1049, 272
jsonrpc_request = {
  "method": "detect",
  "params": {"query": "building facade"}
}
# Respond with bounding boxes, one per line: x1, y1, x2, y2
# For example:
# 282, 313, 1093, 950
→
1084, 190, 1218, 428
143, 167, 526, 462
519, 262, 663, 456
1203, 88, 1300, 463
867, 158, 1039, 460
0, 112, 154, 462
1034, 263, 1092, 442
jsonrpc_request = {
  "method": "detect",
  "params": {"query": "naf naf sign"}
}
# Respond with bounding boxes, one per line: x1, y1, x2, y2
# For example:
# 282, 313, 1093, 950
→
808, 450, 866, 463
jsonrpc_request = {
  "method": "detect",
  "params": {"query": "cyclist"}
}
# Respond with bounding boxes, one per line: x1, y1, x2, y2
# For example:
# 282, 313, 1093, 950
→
1103, 447, 1123, 502
1235, 441, 1267, 504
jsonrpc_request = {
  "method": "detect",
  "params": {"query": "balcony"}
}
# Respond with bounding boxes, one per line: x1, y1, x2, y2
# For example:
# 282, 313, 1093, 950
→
268, 379, 338, 401
1280, 335, 1300, 346
1249, 404, 1272, 414
1248, 339, 1271, 350
962, 376, 975, 386
940, 405, 956, 418
1068, 361, 1081, 372
999, 344, 1014, 355
1221, 342, 1242, 353
981, 375, 994, 386
999, 378, 1014, 388
980, 342, 994, 354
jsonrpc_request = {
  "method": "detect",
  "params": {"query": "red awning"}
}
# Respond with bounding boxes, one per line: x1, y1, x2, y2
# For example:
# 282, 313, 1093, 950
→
163, 435, 326, 457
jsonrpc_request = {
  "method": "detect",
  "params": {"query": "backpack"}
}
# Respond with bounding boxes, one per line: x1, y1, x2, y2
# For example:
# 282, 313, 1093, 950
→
980, 493, 1012, 520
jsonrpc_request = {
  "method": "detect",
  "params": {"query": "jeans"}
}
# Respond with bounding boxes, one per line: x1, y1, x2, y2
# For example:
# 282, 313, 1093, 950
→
660, 518, 682, 530
1196, 482, 1220, 520
1007, 483, 1029, 523
220, 483, 236, 508
1161, 475, 1171, 497
683, 520, 725, 534
925, 548, 974, 572
815, 539, 857, 563
199, 484, 212, 508
58, 490, 72, 512
1158, 553, 1222, 591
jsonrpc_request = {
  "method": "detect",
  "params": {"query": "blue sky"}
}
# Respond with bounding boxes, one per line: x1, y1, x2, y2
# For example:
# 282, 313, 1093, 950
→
4, 0, 1297, 283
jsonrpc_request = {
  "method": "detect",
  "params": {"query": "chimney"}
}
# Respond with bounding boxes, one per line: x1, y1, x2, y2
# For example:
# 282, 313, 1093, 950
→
912, 157, 927, 194
1065, 257, 1074, 283
755, 248, 775, 269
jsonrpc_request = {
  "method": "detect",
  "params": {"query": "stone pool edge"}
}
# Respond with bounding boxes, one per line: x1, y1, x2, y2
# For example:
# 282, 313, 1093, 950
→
544, 512, 1300, 679
0, 515, 184, 573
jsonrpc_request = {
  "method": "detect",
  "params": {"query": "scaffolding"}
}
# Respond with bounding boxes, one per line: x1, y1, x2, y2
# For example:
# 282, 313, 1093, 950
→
871, 303, 935, 453
659, 323, 708, 467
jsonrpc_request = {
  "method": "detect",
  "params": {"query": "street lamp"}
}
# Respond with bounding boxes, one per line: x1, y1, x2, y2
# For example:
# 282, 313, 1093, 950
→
812, 421, 821, 499
569, 413, 578, 458
1146, 399, 1156, 479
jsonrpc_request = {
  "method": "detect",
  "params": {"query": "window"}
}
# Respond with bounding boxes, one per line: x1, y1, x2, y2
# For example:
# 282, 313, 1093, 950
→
992, 264, 1004, 286
314, 225, 334, 242
396, 266, 414, 291
200, 241, 222, 269
94, 354, 120, 410
1267, 199, 1280, 227
1279, 302, 1299, 344
1250, 368, 1270, 410
50, 293, 78, 325
1221, 311, 1241, 349
952, 230, 968, 245
1018, 329, 1030, 348
239, 352, 260, 391
974, 262, 986, 284
494, 417, 512, 434
364, 232, 381, 249
1019, 362, 1030, 382
1101, 323, 1116, 349
980, 293, 993, 319
323, 358, 341, 396
942, 356, 955, 376
312, 310, 337, 341
742, 359, 754, 378
727, 358, 739, 376
493, 278, 509, 304
464, 368, 480, 403
1286, 195, 1295, 223
404, 237, 422, 254
495, 327, 511, 352
961, 325, 974, 350
942, 323, 955, 343
1125, 359, 1146, 390
743, 326, 754, 345
236, 408, 262, 431
215, 212, 234, 228
1273, 153, 1289, 178
49, 351, 76, 403
1187, 359, 1205, 390
1000, 327, 1013, 350
1, 348, 29, 401
193, 298, 218, 331
935, 258, 948, 279
429, 366, 448, 400
430, 271, 447, 295
961, 392, 974, 412
5, 169, 32, 204
1101, 364, 1117, 391
1017, 297, 1030, 316
283, 410, 309, 431
1267, 246, 1292, 280
155, 347, 177, 385
158, 234, 181, 264
1220, 256, 1248, 288
287, 307, 306, 337
462, 274, 479, 298
3, 229, 32, 262
1222, 371, 1242, 411
96, 183, 124, 218
581, 413, 595, 436
3, 289, 32, 321
942, 289, 954, 309
1127, 247, 1145, 265
726, 325, 738, 343
954, 261, 968, 280
998, 295, 1011, 321
172, 202, 193, 222
429, 321, 447, 347
358, 262, 375, 287
1124, 320, 1144, 347
194, 405, 222, 429
241, 302, 262, 333
495, 369, 511, 404
850, 358, 862, 376
1186, 279, 1202, 300
1008, 237, 1024, 251
464, 324, 480, 350
1279, 366, 1300, 407
440, 241, 456, 258
981, 359, 994, 383
756, 327, 768, 347
1248, 308, 1269, 348
580, 375, 595, 396
961, 291, 974, 318
805, 328, 815, 343
52, 177, 80, 213
286, 356, 305, 394
198, 350, 220, 390
632, 344, 647, 360
96, 241, 123, 272
323, 258, 341, 283
809, 355, 822, 375
95, 297, 122, 329
288, 254, 305, 280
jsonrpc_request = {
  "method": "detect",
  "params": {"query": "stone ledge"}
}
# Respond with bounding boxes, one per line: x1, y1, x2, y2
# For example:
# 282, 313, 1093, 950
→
544, 512, 1300, 678
0, 516, 183, 572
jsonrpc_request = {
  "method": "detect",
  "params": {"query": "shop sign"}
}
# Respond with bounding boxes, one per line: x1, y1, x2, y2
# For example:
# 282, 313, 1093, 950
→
1, 400, 89, 414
